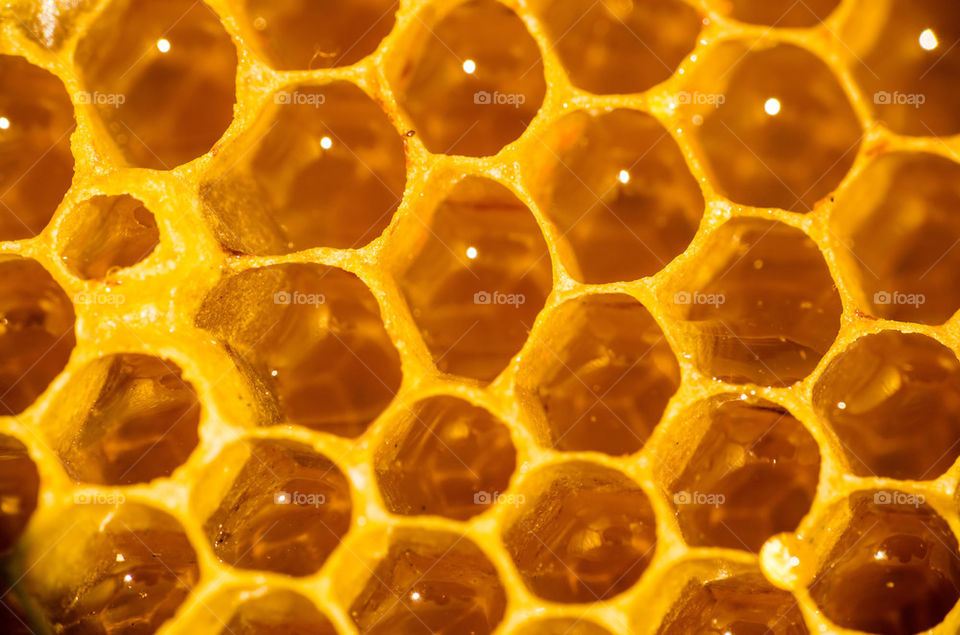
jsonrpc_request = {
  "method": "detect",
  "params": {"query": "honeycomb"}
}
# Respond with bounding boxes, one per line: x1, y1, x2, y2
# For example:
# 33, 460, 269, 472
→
1, 0, 960, 633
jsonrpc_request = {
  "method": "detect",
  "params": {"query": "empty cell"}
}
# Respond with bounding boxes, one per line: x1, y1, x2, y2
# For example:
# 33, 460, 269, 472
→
196, 263, 402, 436
663, 218, 842, 386
74, 0, 237, 169
54, 354, 201, 486
520, 293, 680, 455
0, 258, 76, 415
810, 490, 960, 635
529, 0, 701, 94
504, 462, 658, 603
24, 503, 200, 634
814, 331, 960, 480
240, 0, 397, 70
391, 0, 545, 156
670, 396, 820, 553
222, 589, 337, 635
204, 439, 352, 577
830, 152, 960, 325
61, 194, 159, 280
724, 0, 840, 27
842, 0, 960, 136
350, 529, 506, 634
390, 176, 551, 383
686, 42, 861, 212
658, 571, 809, 634
0, 435, 38, 554
201, 82, 406, 254
376, 396, 516, 520
0, 55, 75, 240
528, 109, 704, 283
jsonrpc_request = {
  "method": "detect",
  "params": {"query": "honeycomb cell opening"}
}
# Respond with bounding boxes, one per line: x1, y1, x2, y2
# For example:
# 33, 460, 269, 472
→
375, 395, 517, 520
60, 194, 159, 280
526, 109, 704, 284
389, 175, 552, 383
666, 395, 820, 553
201, 81, 406, 255
389, 0, 546, 156
0, 435, 39, 554
50, 353, 201, 486
0, 257, 76, 415
528, 0, 701, 95
684, 40, 861, 212
237, 0, 398, 70
503, 461, 658, 603
829, 151, 960, 325
201, 438, 353, 577
517, 293, 681, 455
0, 54, 75, 240
196, 263, 402, 436
74, 0, 238, 169
809, 490, 960, 635
21, 503, 200, 634
657, 568, 809, 635
662, 217, 842, 386
349, 528, 507, 634
221, 588, 338, 635
814, 331, 960, 480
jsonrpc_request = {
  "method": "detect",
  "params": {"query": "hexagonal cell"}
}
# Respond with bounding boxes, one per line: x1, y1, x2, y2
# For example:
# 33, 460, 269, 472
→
669, 395, 820, 553
662, 218, 842, 387
685, 42, 861, 212
204, 439, 352, 576
504, 462, 658, 603
658, 570, 809, 635
390, 176, 551, 383
0, 257, 76, 415
0, 435, 39, 554
390, 0, 546, 156
74, 0, 237, 169
842, 0, 960, 136
0, 54, 75, 240
814, 331, 960, 480
514, 618, 612, 635
24, 503, 199, 633
349, 529, 507, 634
52, 354, 201, 486
60, 194, 159, 280
519, 293, 681, 455
376, 395, 516, 520
809, 490, 960, 635
238, 0, 398, 70
201, 82, 406, 255
830, 152, 960, 325
222, 589, 337, 634
527, 109, 704, 283
723, 0, 840, 27
196, 263, 401, 436
528, 0, 700, 94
